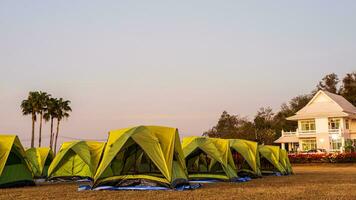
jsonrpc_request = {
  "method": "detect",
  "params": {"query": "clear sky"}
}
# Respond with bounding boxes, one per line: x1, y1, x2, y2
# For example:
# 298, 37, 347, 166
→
1, 0, 355, 147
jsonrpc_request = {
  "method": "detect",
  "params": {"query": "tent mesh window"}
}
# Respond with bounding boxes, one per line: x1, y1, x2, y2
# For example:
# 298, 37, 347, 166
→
260, 157, 276, 172
231, 150, 253, 172
6, 150, 23, 165
185, 148, 225, 175
110, 139, 164, 178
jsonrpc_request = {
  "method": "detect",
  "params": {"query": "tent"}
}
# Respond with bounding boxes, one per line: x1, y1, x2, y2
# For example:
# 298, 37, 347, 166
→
182, 136, 237, 181
279, 149, 293, 174
48, 141, 105, 180
26, 147, 54, 178
229, 139, 261, 177
93, 126, 188, 188
258, 145, 286, 175
0, 135, 34, 187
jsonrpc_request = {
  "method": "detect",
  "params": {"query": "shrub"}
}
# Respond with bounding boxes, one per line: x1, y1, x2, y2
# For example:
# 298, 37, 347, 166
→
288, 153, 356, 163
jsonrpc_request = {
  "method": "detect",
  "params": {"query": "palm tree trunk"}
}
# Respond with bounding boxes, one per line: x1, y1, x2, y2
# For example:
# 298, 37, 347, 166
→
39, 111, 43, 147
31, 113, 35, 148
54, 119, 60, 155
49, 117, 54, 149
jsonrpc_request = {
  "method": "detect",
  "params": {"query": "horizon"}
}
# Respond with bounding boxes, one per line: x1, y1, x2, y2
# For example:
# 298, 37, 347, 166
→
1, 0, 356, 147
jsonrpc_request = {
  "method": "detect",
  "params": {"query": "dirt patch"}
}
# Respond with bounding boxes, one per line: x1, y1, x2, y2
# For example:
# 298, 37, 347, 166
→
2, 164, 356, 200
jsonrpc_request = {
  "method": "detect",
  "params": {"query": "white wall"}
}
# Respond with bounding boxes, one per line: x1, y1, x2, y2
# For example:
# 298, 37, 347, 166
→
315, 118, 330, 151
315, 118, 328, 133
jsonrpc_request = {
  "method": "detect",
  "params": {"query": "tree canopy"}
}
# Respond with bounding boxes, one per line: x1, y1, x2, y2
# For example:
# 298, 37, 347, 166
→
203, 71, 355, 144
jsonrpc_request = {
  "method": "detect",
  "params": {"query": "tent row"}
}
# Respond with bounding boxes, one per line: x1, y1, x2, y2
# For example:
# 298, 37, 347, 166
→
0, 126, 292, 188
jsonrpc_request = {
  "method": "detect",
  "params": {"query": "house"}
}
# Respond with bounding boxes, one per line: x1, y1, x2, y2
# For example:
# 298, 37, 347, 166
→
274, 90, 356, 152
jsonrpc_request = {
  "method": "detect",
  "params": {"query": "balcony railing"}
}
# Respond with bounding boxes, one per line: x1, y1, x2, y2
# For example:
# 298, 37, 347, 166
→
282, 131, 297, 136
281, 129, 316, 137
299, 130, 316, 134
329, 128, 341, 135
281, 128, 345, 137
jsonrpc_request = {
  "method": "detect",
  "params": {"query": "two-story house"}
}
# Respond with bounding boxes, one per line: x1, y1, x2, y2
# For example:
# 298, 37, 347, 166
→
275, 90, 356, 152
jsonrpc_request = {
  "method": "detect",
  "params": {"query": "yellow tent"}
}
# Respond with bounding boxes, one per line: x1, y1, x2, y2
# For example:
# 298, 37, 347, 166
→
48, 141, 105, 180
94, 126, 188, 188
0, 135, 34, 187
26, 147, 54, 178
182, 136, 238, 180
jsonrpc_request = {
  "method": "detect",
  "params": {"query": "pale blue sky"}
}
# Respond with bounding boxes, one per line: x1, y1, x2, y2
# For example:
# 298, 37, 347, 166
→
0, 0, 355, 147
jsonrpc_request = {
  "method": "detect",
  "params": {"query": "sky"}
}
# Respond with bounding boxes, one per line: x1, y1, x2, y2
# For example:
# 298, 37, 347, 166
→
1, 0, 356, 147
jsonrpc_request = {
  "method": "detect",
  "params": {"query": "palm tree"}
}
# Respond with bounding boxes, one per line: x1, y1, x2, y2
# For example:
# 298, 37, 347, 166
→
54, 98, 72, 154
37, 92, 50, 147
21, 92, 40, 148
44, 97, 58, 150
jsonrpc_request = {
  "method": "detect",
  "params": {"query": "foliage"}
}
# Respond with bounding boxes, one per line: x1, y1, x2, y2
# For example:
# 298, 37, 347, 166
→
21, 91, 71, 150
344, 139, 355, 153
203, 71, 355, 144
254, 107, 275, 144
21, 91, 42, 148
289, 153, 356, 163
203, 111, 255, 140
273, 94, 312, 137
316, 73, 339, 93
339, 72, 356, 106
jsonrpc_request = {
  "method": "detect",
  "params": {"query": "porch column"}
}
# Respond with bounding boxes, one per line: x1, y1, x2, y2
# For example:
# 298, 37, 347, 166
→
281, 143, 285, 150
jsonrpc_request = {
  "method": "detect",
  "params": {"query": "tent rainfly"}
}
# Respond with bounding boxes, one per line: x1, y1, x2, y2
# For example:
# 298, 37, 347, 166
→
258, 145, 286, 175
279, 149, 293, 174
47, 141, 105, 180
0, 135, 34, 187
26, 147, 54, 178
182, 136, 238, 181
93, 126, 188, 188
229, 139, 262, 177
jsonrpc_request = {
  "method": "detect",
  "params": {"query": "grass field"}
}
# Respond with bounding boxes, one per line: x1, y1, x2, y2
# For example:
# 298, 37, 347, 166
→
2, 164, 356, 200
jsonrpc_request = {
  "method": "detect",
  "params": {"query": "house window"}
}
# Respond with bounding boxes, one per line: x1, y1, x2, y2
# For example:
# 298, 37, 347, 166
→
301, 139, 317, 151
330, 138, 342, 151
300, 120, 316, 132
328, 118, 340, 130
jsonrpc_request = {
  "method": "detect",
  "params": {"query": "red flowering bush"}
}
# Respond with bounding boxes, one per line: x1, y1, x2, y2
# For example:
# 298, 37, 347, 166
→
288, 153, 356, 163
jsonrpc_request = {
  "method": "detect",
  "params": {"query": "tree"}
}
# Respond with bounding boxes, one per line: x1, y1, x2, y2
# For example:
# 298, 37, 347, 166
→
339, 72, 356, 106
203, 111, 239, 138
53, 98, 72, 154
21, 92, 40, 148
316, 73, 339, 93
203, 111, 256, 140
254, 107, 274, 130
254, 107, 276, 144
44, 97, 58, 150
37, 92, 50, 147
233, 120, 256, 141
273, 94, 312, 136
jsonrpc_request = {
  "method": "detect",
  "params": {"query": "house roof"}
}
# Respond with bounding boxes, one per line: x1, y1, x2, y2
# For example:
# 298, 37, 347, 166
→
322, 90, 356, 114
274, 135, 299, 143
287, 90, 356, 120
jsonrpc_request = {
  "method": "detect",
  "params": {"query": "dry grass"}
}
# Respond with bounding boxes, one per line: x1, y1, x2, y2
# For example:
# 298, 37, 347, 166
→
2, 164, 356, 200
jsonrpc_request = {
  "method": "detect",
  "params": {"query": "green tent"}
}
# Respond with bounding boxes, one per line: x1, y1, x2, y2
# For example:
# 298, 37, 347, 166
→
94, 126, 188, 188
26, 147, 54, 178
258, 145, 286, 175
182, 136, 237, 181
279, 149, 293, 174
0, 135, 34, 187
48, 141, 105, 180
229, 139, 261, 177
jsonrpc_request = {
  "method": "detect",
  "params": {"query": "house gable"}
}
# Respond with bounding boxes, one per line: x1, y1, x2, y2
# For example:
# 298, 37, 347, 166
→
296, 91, 343, 115
287, 90, 356, 120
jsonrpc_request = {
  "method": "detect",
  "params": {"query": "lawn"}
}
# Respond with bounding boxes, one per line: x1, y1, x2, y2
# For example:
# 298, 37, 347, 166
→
2, 164, 356, 200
